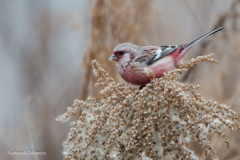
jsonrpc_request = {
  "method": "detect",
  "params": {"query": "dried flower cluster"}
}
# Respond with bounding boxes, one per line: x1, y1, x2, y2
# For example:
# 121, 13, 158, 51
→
56, 54, 240, 160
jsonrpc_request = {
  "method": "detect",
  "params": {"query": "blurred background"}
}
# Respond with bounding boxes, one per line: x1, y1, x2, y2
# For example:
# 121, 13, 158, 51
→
1, 0, 240, 159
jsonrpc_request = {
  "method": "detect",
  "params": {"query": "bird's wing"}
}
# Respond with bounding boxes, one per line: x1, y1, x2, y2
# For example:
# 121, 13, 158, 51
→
133, 45, 185, 67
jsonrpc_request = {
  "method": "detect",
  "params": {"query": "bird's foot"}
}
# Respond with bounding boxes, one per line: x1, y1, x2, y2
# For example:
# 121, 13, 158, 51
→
150, 80, 155, 90
139, 81, 155, 90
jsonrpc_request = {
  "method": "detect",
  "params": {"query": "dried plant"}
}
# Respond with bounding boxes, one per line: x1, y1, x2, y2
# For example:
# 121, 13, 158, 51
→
57, 54, 240, 160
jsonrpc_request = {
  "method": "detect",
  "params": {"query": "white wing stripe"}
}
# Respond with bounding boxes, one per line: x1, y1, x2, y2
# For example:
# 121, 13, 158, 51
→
154, 48, 162, 60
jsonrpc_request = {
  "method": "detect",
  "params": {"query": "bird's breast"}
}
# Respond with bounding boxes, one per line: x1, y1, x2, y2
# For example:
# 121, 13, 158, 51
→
119, 65, 153, 86
118, 56, 176, 86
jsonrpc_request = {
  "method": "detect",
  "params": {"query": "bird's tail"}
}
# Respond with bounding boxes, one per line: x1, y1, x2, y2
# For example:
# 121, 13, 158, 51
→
179, 27, 223, 59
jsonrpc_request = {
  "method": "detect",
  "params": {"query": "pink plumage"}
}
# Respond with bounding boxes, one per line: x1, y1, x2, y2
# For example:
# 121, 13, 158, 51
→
109, 27, 223, 87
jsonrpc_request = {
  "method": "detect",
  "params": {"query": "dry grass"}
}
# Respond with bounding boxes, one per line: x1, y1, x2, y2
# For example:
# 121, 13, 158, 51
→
57, 55, 240, 160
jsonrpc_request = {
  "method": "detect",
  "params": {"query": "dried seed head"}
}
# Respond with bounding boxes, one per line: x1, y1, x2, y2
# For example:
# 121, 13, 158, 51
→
57, 54, 240, 160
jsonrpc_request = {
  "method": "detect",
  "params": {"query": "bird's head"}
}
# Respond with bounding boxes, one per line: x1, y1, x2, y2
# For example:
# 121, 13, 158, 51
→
109, 43, 139, 63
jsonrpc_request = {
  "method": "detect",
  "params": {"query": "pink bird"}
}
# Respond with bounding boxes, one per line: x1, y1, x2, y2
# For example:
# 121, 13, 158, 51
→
109, 27, 223, 87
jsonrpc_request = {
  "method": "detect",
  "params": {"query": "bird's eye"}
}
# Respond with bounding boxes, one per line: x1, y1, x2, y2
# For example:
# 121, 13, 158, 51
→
119, 51, 124, 55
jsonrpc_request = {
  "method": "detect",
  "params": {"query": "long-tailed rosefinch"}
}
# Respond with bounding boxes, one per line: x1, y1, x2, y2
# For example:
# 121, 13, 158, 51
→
109, 27, 223, 87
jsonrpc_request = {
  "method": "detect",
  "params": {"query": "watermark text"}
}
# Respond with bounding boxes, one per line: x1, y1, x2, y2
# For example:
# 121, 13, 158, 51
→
7, 150, 46, 156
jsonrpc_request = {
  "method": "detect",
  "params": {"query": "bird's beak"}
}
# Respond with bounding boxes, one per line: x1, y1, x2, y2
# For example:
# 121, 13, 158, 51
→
109, 54, 118, 61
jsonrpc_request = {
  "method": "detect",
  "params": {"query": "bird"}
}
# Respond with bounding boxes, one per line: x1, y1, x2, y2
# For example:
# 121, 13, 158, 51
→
109, 27, 223, 87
